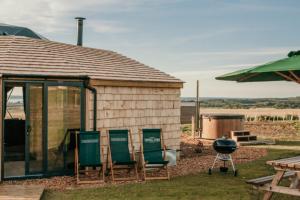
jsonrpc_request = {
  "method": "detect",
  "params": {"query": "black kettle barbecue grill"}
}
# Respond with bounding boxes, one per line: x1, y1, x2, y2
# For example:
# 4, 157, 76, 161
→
208, 137, 238, 176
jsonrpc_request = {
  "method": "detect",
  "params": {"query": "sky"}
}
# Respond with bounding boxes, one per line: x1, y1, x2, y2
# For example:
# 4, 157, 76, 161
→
1, 0, 300, 98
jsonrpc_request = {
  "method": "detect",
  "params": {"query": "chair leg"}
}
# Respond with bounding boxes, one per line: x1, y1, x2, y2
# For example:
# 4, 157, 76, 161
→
110, 164, 115, 182
101, 166, 105, 182
76, 165, 79, 183
99, 166, 102, 180
143, 165, 170, 180
135, 163, 139, 180
166, 165, 170, 180
143, 164, 147, 180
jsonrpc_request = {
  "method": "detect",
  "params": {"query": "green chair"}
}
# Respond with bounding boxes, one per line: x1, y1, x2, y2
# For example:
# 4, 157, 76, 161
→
139, 128, 170, 180
107, 129, 139, 181
75, 131, 105, 184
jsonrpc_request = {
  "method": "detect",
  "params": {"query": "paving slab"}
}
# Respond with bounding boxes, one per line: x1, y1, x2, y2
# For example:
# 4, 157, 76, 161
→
0, 185, 44, 200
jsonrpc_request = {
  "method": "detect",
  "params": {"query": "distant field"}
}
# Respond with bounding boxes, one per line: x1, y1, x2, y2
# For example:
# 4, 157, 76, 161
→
181, 97, 300, 109
181, 106, 300, 124
199, 108, 300, 117
181, 107, 300, 140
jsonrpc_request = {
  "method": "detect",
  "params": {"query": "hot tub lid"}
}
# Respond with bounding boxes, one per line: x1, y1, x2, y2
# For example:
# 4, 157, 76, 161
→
202, 114, 244, 119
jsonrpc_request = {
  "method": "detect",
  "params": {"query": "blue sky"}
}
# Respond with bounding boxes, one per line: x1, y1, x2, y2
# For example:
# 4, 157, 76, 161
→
1, 0, 300, 97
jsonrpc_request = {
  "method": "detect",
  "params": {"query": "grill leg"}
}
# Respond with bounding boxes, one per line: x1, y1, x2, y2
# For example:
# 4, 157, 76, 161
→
211, 153, 219, 169
228, 154, 238, 176
229, 155, 235, 171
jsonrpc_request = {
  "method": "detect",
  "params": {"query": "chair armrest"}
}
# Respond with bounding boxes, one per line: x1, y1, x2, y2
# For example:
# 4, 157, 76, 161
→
101, 146, 105, 164
163, 145, 167, 160
131, 146, 136, 160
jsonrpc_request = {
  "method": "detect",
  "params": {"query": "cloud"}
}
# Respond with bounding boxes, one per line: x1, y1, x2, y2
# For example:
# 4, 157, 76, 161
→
87, 20, 131, 33
0, 0, 140, 34
0, 0, 71, 33
184, 47, 297, 57
170, 63, 300, 98
173, 28, 242, 45
170, 47, 297, 70
221, 1, 299, 13
170, 63, 260, 77
0, 0, 184, 34
181, 48, 296, 60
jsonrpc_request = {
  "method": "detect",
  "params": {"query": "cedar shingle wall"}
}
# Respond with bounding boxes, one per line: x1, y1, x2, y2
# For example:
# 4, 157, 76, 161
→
88, 86, 181, 155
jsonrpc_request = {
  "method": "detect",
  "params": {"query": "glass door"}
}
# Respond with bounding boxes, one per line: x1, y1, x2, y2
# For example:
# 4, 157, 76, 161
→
47, 85, 82, 174
3, 80, 85, 179
25, 83, 44, 175
3, 85, 26, 178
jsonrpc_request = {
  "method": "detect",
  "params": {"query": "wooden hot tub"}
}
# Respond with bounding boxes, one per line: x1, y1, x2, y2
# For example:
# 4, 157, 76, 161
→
201, 114, 244, 139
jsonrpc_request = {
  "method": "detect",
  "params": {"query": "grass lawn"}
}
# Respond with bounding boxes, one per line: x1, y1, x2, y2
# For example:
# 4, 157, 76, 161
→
275, 140, 300, 146
42, 149, 300, 200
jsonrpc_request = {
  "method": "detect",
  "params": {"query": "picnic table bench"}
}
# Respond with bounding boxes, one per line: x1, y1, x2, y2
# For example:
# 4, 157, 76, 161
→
246, 171, 295, 187
246, 156, 300, 200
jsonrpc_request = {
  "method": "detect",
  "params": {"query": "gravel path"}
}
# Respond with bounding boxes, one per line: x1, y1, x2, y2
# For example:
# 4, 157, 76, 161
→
1, 134, 267, 190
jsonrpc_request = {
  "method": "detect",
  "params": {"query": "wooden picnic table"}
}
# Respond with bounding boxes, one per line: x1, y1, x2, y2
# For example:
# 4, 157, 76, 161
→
262, 156, 300, 200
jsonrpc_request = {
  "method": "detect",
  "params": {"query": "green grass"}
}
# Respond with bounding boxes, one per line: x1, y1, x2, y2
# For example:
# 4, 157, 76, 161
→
274, 140, 300, 146
42, 149, 300, 200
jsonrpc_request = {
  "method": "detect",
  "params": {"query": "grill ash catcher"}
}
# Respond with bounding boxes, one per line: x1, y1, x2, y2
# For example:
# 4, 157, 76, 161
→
208, 137, 238, 176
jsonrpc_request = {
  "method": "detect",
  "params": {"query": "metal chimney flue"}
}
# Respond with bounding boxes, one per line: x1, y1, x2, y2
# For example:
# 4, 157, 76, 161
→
75, 17, 86, 46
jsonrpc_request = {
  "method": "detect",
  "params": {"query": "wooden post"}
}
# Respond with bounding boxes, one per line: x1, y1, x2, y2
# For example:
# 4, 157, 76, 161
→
191, 116, 195, 139
195, 80, 199, 133
195, 80, 201, 138
199, 114, 202, 138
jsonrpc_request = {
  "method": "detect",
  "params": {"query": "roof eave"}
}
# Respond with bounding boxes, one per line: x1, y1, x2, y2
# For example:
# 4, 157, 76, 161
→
2, 73, 89, 80
90, 79, 184, 88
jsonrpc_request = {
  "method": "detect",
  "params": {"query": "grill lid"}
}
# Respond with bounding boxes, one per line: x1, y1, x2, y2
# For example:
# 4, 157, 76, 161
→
213, 138, 237, 154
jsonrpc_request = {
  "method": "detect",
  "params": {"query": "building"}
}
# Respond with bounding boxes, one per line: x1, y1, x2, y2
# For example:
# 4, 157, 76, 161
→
0, 35, 183, 180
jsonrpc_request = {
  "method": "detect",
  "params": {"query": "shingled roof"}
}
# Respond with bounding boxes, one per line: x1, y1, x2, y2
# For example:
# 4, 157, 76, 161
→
0, 36, 182, 83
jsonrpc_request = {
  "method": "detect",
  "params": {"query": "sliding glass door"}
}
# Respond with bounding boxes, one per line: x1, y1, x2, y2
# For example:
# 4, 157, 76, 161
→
3, 80, 85, 179
47, 85, 82, 173
25, 83, 44, 175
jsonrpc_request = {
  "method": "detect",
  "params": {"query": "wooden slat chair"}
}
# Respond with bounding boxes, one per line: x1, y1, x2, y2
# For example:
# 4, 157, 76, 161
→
107, 129, 139, 181
75, 131, 105, 184
139, 128, 170, 180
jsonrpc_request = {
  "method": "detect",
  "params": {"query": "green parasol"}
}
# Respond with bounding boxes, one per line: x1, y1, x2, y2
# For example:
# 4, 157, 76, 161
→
216, 51, 300, 84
